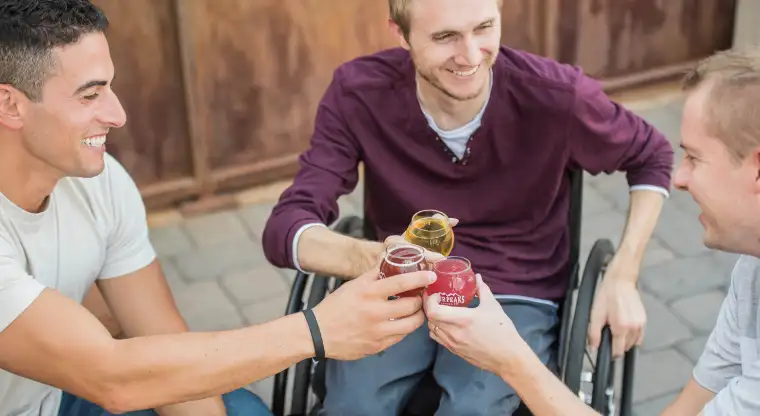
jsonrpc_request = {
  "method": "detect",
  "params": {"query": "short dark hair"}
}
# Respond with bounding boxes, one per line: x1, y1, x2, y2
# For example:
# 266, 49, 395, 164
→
0, 0, 109, 102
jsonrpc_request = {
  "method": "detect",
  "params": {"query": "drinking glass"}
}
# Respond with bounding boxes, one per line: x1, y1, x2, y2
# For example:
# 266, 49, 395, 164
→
403, 209, 454, 256
427, 256, 477, 307
379, 243, 430, 298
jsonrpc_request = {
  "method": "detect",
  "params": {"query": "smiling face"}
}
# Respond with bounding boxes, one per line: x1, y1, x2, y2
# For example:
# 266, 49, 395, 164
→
673, 84, 760, 254
397, 0, 501, 101
12, 32, 126, 179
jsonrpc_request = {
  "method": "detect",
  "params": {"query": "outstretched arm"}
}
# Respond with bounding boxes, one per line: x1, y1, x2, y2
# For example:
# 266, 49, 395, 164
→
566, 72, 673, 356
0, 258, 432, 414
424, 276, 599, 416
262, 70, 381, 280
0, 285, 315, 414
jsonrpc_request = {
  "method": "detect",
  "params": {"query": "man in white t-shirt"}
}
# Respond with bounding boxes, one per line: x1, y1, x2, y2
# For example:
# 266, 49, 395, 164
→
422, 46, 760, 415
0, 1, 434, 415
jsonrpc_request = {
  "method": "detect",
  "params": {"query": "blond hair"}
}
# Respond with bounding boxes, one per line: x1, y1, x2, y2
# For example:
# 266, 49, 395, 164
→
388, 0, 503, 40
682, 46, 760, 162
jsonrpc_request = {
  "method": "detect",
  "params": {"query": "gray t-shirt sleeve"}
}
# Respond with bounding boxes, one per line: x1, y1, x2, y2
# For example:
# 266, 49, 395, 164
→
0, 236, 46, 332
98, 155, 156, 279
692, 282, 741, 394
703, 361, 760, 415
694, 256, 760, 415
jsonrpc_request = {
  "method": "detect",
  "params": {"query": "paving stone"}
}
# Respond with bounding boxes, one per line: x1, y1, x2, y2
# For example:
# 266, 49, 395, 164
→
588, 174, 635, 209
677, 336, 709, 363
158, 257, 186, 291
241, 295, 288, 326
633, 392, 678, 416
173, 238, 267, 282
337, 195, 361, 219
712, 251, 741, 275
652, 203, 710, 257
634, 99, 684, 144
182, 210, 249, 247
173, 281, 244, 332
668, 189, 701, 218
640, 293, 692, 352
220, 265, 290, 306
149, 225, 194, 257
581, 210, 627, 248
633, 349, 693, 402
639, 255, 728, 302
237, 203, 276, 240
581, 184, 616, 217
640, 241, 677, 268
671, 291, 726, 334
579, 210, 673, 269
345, 180, 364, 210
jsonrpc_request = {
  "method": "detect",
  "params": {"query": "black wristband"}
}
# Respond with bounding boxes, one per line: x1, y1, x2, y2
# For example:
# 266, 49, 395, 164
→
303, 309, 325, 362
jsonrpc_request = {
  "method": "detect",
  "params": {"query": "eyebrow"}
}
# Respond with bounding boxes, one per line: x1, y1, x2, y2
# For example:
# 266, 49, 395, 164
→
73, 80, 108, 96
431, 18, 495, 38
679, 143, 701, 155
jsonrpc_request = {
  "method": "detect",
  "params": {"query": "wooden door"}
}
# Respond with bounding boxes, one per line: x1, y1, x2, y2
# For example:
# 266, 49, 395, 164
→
91, 0, 198, 206
556, 0, 737, 87
174, 0, 398, 194
90, 0, 737, 209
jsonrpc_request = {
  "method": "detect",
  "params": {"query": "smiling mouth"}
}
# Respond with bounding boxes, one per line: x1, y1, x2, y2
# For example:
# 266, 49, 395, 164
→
448, 65, 480, 77
82, 135, 107, 147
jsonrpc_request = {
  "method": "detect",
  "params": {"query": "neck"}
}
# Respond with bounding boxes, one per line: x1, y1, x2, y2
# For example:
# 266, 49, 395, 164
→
0, 138, 62, 213
416, 71, 491, 131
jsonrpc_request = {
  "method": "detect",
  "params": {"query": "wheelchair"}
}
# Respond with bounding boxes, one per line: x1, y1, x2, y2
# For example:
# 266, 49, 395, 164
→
271, 170, 637, 416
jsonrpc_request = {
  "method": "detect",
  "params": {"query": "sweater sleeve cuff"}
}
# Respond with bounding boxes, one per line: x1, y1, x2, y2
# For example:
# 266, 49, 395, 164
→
292, 223, 327, 273
630, 184, 669, 199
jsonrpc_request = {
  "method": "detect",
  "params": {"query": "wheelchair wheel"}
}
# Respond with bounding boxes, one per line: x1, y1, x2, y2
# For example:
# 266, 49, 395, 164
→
563, 239, 615, 414
562, 238, 638, 416
271, 215, 366, 416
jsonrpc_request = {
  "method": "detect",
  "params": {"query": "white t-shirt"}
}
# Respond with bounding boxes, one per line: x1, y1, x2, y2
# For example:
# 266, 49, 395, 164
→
0, 153, 156, 415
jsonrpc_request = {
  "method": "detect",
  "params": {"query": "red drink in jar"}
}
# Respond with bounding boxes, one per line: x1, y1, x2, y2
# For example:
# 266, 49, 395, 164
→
428, 257, 476, 307
379, 244, 429, 298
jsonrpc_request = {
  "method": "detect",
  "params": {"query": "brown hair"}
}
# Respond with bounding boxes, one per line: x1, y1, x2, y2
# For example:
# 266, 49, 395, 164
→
682, 46, 760, 162
388, 0, 503, 40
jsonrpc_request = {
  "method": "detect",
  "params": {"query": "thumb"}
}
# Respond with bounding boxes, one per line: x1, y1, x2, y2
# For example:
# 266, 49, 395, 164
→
475, 274, 496, 304
449, 218, 459, 227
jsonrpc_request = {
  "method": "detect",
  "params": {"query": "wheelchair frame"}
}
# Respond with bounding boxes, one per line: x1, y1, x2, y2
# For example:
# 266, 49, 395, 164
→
271, 170, 637, 416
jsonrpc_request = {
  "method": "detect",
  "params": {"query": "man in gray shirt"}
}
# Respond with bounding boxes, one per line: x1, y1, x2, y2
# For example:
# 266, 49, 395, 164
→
421, 45, 760, 415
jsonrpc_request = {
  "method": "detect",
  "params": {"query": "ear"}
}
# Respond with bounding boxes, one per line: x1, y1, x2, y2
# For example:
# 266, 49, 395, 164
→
387, 18, 411, 50
0, 84, 25, 130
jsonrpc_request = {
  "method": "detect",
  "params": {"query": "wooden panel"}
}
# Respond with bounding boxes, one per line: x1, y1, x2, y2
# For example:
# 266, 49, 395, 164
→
91, 0, 194, 187
179, 0, 397, 177
559, 0, 737, 79
499, 0, 548, 55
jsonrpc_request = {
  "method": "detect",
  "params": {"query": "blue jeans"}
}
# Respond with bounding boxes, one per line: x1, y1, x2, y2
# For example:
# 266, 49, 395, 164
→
58, 388, 273, 416
320, 299, 559, 415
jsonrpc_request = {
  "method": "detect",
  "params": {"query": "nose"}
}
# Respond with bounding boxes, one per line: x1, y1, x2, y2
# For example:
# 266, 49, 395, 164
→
101, 88, 127, 128
459, 36, 482, 66
673, 162, 688, 191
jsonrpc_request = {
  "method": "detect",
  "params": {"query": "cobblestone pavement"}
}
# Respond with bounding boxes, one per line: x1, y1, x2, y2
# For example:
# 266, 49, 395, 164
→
147, 94, 738, 415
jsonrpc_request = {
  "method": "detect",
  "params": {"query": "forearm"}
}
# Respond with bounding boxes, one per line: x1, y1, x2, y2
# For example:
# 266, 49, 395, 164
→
297, 225, 383, 279
101, 313, 314, 413
660, 378, 714, 416
114, 287, 226, 415
616, 189, 665, 274
499, 342, 599, 416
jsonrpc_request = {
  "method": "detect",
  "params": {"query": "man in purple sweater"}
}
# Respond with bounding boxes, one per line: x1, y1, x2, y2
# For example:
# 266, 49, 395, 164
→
262, 0, 673, 414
